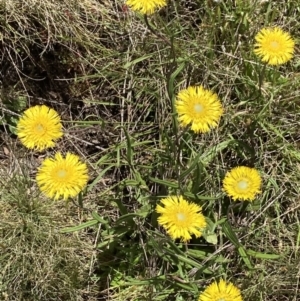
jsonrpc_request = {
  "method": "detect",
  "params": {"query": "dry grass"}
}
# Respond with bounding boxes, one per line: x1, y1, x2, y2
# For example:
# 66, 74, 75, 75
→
0, 162, 97, 301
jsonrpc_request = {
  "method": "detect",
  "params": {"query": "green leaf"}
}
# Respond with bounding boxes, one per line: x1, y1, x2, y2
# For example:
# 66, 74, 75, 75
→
149, 177, 179, 188
168, 62, 186, 98
202, 217, 218, 245
113, 198, 128, 215
122, 179, 140, 186
122, 127, 133, 165
187, 249, 229, 264
204, 233, 218, 245
113, 275, 166, 287
9, 124, 17, 135
91, 211, 108, 224
123, 54, 153, 69
183, 191, 219, 201
87, 165, 114, 192
222, 220, 253, 269
133, 171, 149, 190
200, 140, 233, 165
221, 220, 240, 247
115, 212, 147, 225
237, 246, 253, 269
186, 249, 210, 260
60, 219, 99, 233
172, 281, 195, 291
246, 249, 281, 260
179, 152, 203, 181
135, 204, 151, 216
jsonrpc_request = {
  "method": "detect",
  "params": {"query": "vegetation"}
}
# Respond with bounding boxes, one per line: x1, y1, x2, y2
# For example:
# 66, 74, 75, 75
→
0, 0, 299, 300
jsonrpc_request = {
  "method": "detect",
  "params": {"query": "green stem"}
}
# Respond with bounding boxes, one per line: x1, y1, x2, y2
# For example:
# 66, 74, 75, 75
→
144, 14, 171, 47
78, 192, 83, 208
144, 14, 182, 187
258, 63, 266, 93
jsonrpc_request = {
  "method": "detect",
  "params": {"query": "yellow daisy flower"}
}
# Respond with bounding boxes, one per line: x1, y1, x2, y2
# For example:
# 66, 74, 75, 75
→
126, 0, 167, 15
199, 279, 243, 301
156, 196, 207, 241
254, 27, 295, 65
175, 86, 223, 134
17, 105, 63, 151
36, 152, 89, 200
223, 166, 262, 201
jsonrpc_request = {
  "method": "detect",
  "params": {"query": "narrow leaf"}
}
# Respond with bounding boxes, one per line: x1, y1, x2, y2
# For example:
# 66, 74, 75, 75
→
200, 140, 233, 165
91, 211, 108, 224
115, 213, 146, 225
60, 219, 98, 233
168, 62, 186, 98
221, 220, 240, 247
149, 177, 179, 188
222, 220, 253, 269
246, 249, 281, 259
237, 246, 253, 269
179, 152, 203, 181
123, 54, 153, 69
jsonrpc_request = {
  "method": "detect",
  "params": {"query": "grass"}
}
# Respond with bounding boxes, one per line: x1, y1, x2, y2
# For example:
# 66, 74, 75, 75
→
0, 0, 300, 300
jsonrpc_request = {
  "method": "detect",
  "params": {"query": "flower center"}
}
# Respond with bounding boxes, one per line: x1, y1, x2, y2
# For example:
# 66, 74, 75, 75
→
57, 169, 67, 178
194, 103, 203, 113
270, 40, 279, 49
177, 212, 186, 221
35, 124, 45, 133
237, 180, 248, 190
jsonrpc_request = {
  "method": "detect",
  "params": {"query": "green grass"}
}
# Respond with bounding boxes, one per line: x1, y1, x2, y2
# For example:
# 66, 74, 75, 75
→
0, 0, 300, 300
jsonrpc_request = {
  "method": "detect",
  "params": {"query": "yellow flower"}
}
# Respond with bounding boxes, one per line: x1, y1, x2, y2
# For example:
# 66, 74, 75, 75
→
126, 0, 166, 15
36, 152, 89, 200
223, 166, 261, 201
199, 279, 243, 301
17, 105, 63, 151
254, 27, 295, 65
156, 196, 207, 241
175, 86, 223, 133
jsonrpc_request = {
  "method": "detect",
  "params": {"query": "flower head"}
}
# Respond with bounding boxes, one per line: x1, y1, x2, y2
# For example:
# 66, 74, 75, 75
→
223, 166, 261, 201
254, 27, 295, 65
17, 105, 63, 151
199, 279, 243, 301
36, 152, 89, 200
175, 86, 223, 133
126, 0, 166, 14
156, 196, 207, 241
